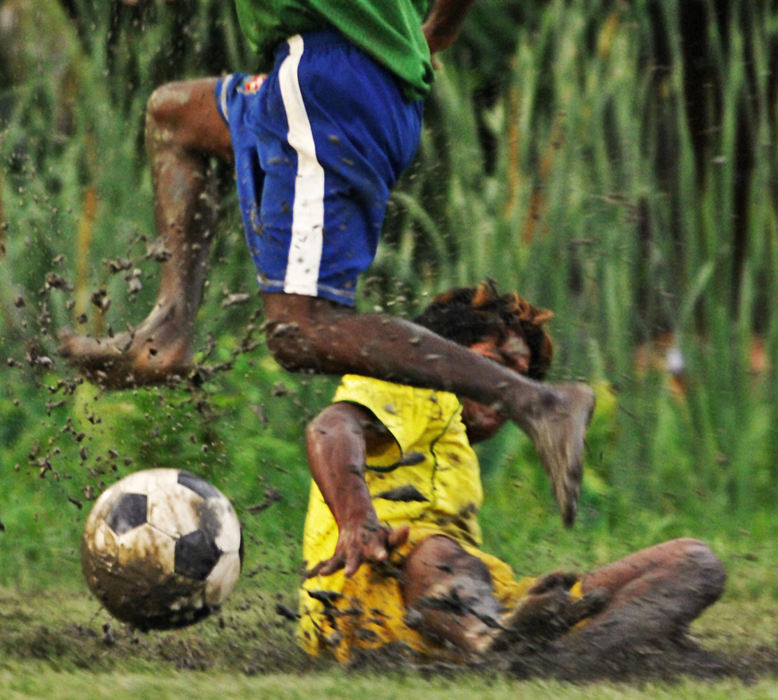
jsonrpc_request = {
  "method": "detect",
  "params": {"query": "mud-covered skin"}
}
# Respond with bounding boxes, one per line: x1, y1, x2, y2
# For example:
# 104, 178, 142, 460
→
58, 78, 229, 388
58, 305, 195, 389
518, 383, 594, 528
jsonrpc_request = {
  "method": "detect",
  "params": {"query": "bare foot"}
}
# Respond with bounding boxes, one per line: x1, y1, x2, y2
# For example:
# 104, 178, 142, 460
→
518, 383, 595, 528
58, 306, 193, 388
481, 585, 610, 654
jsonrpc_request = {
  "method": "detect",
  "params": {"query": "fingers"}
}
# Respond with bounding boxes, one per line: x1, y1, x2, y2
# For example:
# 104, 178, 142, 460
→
343, 527, 404, 576
306, 524, 410, 579
344, 547, 374, 577
305, 555, 341, 579
307, 548, 376, 579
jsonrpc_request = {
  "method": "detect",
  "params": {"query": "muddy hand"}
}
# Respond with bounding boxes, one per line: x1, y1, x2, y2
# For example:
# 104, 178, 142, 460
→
306, 522, 409, 579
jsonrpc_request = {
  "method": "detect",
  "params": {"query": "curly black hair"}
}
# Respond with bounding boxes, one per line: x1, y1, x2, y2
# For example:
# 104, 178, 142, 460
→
413, 281, 554, 380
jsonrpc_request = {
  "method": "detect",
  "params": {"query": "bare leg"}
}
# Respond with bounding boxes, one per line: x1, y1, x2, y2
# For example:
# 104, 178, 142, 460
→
59, 77, 592, 523
549, 538, 726, 657
264, 293, 595, 526
401, 535, 504, 655
400, 536, 599, 657
59, 78, 232, 386
403, 537, 725, 662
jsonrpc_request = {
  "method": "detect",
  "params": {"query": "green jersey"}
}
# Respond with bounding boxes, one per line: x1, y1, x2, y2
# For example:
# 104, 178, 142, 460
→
234, 0, 434, 100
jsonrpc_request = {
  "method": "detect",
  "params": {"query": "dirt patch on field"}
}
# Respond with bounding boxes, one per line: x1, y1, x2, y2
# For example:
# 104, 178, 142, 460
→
3, 589, 776, 687
344, 636, 778, 685
503, 638, 778, 684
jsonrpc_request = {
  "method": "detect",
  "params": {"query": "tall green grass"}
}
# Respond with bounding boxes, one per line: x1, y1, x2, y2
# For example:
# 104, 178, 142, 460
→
396, 0, 778, 529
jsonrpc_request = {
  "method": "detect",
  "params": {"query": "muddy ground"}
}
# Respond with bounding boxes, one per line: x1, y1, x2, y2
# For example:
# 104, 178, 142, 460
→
2, 588, 777, 686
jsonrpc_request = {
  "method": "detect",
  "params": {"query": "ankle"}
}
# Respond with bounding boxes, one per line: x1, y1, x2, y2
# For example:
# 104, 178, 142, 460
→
509, 385, 563, 432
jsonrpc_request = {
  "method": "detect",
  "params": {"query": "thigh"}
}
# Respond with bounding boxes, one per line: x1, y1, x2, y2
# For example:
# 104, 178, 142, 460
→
581, 538, 713, 596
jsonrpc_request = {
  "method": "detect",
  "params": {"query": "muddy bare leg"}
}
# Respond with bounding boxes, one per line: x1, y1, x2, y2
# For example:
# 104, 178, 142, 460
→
59, 78, 232, 386
546, 538, 726, 665
401, 537, 602, 657
265, 294, 595, 525
401, 536, 504, 655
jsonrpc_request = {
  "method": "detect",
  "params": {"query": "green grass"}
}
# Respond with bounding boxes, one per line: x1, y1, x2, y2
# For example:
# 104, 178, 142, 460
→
0, 581, 776, 698
3, 672, 776, 700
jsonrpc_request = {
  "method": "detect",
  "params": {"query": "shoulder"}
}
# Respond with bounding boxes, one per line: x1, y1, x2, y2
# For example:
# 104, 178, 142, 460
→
334, 374, 458, 420
334, 374, 461, 447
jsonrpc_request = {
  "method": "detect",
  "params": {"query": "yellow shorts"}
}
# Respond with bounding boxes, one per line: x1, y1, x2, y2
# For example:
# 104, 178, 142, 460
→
298, 526, 582, 663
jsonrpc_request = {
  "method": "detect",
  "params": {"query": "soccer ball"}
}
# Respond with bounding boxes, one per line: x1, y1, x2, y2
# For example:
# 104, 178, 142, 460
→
81, 468, 243, 630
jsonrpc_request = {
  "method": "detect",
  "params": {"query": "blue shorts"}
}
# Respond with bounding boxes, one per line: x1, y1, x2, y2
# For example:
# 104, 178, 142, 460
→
215, 31, 423, 306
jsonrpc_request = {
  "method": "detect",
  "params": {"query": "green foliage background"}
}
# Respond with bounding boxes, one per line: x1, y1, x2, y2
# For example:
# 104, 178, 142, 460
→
1, 0, 777, 609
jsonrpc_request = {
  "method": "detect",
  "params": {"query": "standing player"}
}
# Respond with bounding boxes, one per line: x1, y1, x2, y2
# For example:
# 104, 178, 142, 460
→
60, 1, 595, 526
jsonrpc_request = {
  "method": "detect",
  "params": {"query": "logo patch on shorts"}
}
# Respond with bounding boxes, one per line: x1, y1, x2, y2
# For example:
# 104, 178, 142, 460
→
239, 74, 266, 95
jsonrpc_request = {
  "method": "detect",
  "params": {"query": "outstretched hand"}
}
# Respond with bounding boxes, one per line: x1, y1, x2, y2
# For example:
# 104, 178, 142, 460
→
306, 521, 410, 579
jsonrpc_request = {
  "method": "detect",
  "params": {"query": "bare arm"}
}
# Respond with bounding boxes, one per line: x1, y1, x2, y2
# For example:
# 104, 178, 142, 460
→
422, 0, 476, 54
305, 402, 409, 578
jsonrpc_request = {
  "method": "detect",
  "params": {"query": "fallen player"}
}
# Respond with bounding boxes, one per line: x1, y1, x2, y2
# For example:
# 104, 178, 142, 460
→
299, 283, 726, 664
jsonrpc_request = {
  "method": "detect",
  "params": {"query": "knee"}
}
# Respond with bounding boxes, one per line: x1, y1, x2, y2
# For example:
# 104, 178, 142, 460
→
265, 321, 313, 372
405, 536, 490, 586
146, 84, 175, 134
145, 82, 191, 146
263, 295, 340, 372
675, 538, 727, 601
402, 536, 497, 627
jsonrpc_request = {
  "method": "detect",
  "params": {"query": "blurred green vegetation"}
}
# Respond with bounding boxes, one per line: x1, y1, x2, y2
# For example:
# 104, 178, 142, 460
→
1, 0, 777, 601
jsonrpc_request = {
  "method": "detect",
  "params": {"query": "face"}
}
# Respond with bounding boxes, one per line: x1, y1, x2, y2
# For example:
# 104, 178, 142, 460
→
461, 331, 531, 443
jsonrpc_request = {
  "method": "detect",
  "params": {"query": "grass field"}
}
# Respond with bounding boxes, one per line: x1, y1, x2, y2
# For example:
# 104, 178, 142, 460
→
1, 578, 777, 699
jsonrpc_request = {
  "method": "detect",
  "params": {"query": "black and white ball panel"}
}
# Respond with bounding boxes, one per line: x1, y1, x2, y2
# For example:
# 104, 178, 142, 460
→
146, 480, 207, 539
175, 529, 221, 580
177, 470, 221, 500
105, 493, 147, 535
197, 489, 242, 553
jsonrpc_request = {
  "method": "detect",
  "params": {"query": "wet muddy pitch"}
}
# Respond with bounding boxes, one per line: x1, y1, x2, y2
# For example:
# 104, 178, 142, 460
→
2, 588, 777, 686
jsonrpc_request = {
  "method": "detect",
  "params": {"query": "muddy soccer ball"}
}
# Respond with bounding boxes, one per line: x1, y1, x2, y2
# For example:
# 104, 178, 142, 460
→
81, 468, 243, 630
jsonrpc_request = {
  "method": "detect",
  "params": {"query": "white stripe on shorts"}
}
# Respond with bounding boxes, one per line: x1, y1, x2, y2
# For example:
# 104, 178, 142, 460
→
278, 34, 324, 297
219, 74, 235, 122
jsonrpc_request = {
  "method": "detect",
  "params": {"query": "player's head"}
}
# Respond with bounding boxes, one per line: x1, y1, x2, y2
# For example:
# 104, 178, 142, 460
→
414, 280, 554, 380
